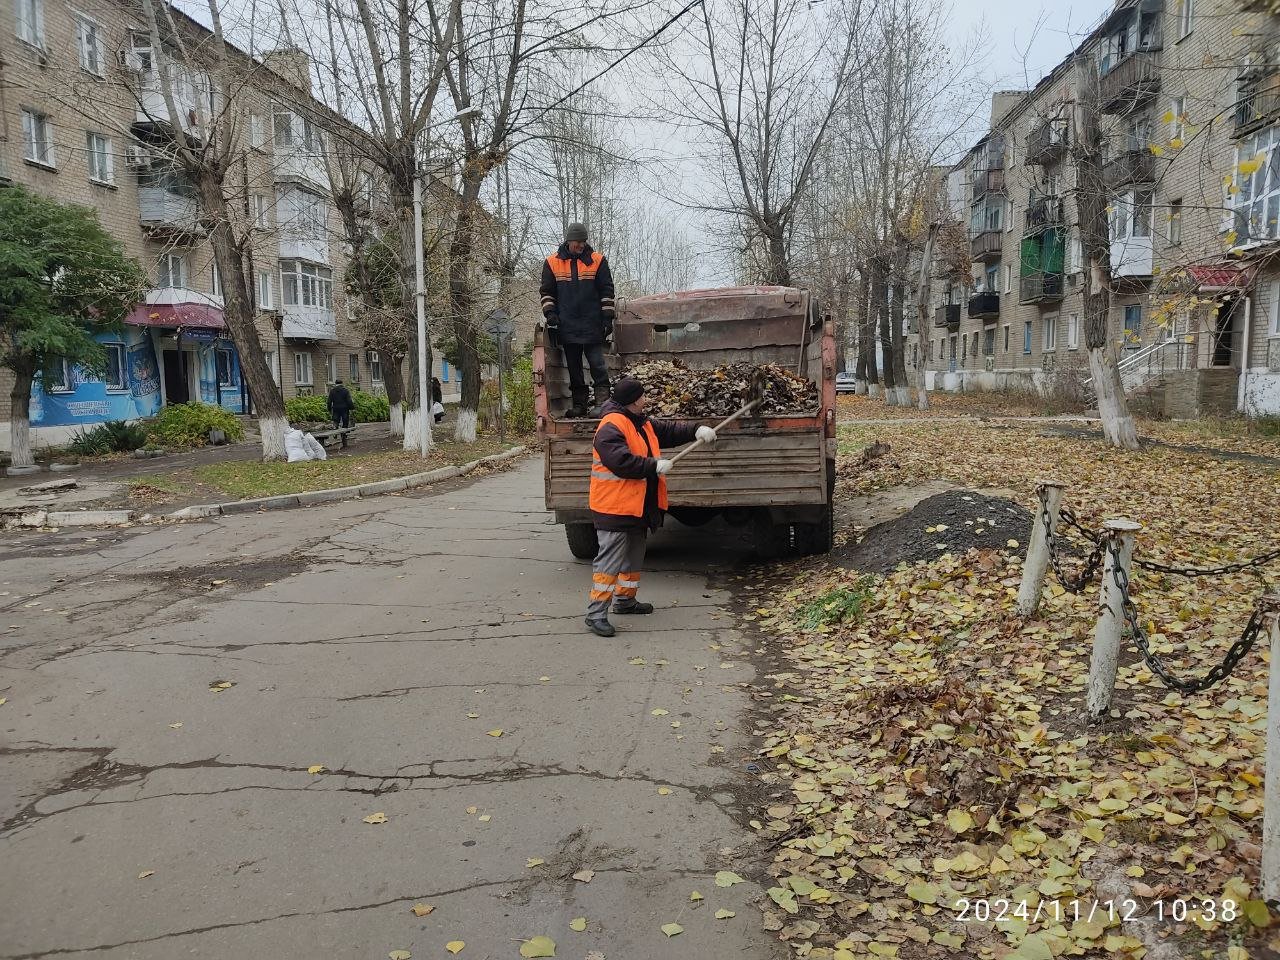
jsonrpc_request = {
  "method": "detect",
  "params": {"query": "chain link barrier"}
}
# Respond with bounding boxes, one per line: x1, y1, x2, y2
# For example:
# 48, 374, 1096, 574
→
1038, 488, 1105, 594
1109, 535, 1268, 693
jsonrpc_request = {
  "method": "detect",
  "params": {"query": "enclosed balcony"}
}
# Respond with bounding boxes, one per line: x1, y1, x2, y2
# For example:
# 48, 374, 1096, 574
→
1100, 52, 1161, 115
970, 229, 1003, 262
1103, 149, 1155, 191
933, 304, 961, 328
968, 291, 1000, 320
1025, 195, 1063, 234
1027, 119, 1068, 165
1019, 271, 1065, 304
971, 168, 1005, 201
1235, 73, 1280, 138
138, 170, 201, 237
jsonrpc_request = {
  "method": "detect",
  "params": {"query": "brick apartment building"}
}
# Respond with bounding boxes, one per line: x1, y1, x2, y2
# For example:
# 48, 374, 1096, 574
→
0, 0, 475, 448
926, 0, 1280, 417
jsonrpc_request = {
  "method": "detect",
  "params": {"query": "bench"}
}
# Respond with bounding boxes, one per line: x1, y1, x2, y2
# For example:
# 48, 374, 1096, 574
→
310, 426, 358, 450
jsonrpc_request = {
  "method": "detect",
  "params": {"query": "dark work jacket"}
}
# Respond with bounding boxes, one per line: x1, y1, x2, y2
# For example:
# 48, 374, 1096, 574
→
591, 400, 697, 532
327, 384, 353, 413
431, 378, 443, 403
540, 243, 616, 345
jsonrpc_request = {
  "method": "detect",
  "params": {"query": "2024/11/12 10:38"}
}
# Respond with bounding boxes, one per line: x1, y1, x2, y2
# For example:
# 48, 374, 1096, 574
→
952, 897, 1240, 925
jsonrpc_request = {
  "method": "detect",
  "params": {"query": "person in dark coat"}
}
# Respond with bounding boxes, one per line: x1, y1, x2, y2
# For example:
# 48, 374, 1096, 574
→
431, 377, 444, 423
540, 222, 616, 418
583, 377, 716, 637
327, 378, 354, 430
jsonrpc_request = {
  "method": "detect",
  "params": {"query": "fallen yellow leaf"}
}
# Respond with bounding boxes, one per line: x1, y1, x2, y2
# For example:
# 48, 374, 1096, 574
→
715, 909, 736, 919
690, 890, 704, 901
137, 870, 154, 879
362, 812, 388, 824
526, 858, 544, 868
657, 787, 672, 796
307, 764, 325, 775
715, 870, 745, 887
569, 917, 587, 931
518, 935, 556, 957
445, 942, 465, 955
411, 903, 434, 917
389, 952, 411, 960
572, 869, 595, 882
486, 729, 503, 737
661, 922, 684, 937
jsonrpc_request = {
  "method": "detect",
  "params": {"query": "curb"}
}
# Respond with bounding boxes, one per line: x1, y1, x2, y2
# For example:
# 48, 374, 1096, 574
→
165, 444, 529, 521
1, 508, 137, 530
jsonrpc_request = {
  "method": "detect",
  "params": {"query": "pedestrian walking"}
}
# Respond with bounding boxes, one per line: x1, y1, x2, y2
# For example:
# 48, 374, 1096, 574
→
327, 378, 354, 430
431, 377, 445, 423
584, 376, 717, 637
540, 222, 616, 418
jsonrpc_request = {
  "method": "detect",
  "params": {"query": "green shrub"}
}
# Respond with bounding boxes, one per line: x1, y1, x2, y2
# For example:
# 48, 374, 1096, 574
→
285, 394, 328, 422
284, 390, 389, 424
506, 357, 535, 432
68, 419, 148, 455
351, 390, 389, 423
146, 402, 245, 447
797, 578, 876, 630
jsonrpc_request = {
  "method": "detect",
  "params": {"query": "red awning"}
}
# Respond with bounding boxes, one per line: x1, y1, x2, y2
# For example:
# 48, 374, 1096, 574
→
126, 288, 226, 329
1184, 263, 1258, 291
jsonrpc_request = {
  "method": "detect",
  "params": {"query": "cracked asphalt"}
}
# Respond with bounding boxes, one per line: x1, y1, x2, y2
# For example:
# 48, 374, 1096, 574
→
0, 456, 784, 960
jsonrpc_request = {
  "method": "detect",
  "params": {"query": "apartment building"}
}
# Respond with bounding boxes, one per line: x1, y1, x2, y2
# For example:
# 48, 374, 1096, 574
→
0, 0, 408, 447
927, 0, 1280, 417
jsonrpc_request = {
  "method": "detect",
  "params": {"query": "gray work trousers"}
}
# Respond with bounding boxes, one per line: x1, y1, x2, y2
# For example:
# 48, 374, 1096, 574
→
587, 528, 647, 620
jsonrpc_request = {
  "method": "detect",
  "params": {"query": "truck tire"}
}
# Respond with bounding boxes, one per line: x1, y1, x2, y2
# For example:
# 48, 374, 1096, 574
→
565, 523, 599, 559
752, 518, 798, 560
796, 504, 834, 555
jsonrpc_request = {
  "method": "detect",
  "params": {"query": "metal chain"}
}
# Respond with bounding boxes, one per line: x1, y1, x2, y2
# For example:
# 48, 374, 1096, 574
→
1110, 536, 1266, 693
1039, 489, 1105, 594
1132, 547, 1280, 578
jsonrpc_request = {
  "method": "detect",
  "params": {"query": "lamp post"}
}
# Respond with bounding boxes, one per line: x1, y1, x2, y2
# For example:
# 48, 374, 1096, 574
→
412, 104, 483, 457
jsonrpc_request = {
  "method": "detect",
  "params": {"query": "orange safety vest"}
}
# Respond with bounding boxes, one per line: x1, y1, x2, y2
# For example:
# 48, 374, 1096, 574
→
546, 250, 602, 281
589, 412, 667, 517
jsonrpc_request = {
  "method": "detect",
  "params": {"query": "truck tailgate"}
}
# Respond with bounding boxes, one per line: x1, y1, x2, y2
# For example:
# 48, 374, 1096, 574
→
546, 429, 826, 508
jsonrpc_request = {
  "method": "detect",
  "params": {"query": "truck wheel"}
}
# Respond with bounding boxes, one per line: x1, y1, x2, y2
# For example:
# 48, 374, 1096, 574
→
565, 523, 599, 560
752, 518, 797, 560
798, 505, 834, 555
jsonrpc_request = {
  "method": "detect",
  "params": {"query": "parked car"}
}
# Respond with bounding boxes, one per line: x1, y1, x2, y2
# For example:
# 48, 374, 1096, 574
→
835, 372, 857, 394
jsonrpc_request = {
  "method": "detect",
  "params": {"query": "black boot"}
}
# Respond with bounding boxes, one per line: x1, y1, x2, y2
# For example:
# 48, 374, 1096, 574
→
588, 385, 610, 418
567, 387, 590, 419
585, 617, 616, 637
612, 600, 654, 615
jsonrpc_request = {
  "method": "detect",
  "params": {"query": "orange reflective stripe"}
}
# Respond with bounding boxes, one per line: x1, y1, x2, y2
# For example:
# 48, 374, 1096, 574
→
592, 573, 617, 585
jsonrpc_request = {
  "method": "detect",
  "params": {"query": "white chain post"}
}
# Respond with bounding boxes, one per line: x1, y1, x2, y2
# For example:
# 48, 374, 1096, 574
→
1087, 518, 1142, 720
1261, 596, 1280, 902
1017, 480, 1065, 617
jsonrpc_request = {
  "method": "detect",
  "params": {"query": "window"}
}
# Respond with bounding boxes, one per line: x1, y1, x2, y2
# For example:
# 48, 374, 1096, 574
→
1169, 96, 1186, 142
16, 0, 43, 46
253, 194, 269, 228
442, 359, 451, 382
249, 114, 267, 148
211, 263, 222, 299
280, 260, 333, 309
216, 348, 235, 386
1111, 196, 1130, 241
86, 132, 112, 183
368, 350, 383, 383
1003, 324, 1010, 352
274, 111, 294, 147
1044, 313, 1058, 351
1002, 265, 1011, 294
325, 354, 337, 384
21, 108, 53, 166
1023, 320, 1033, 354
961, 335, 967, 361
278, 187, 326, 236
1231, 127, 1280, 243
1068, 228, 1082, 274
265, 350, 279, 385
1067, 313, 1080, 350
104, 343, 126, 390
257, 269, 274, 309
75, 14, 104, 75
983, 327, 995, 356
348, 353, 359, 382
985, 264, 999, 291
1177, 0, 1193, 38
972, 331, 979, 358
157, 253, 186, 288
1169, 198, 1183, 245
1133, 189, 1153, 238
47, 357, 73, 392
1272, 281, 1280, 336
294, 351, 313, 386
1123, 303, 1143, 347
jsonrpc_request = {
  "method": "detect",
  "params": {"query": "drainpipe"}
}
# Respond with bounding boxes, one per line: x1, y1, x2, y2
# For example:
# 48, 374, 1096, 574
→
1239, 291, 1253, 415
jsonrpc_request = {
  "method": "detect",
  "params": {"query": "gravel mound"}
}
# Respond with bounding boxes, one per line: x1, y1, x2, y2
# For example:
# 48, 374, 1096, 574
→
835, 490, 1033, 573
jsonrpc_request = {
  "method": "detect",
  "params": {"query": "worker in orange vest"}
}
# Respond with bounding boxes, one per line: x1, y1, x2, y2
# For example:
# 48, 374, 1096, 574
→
585, 377, 717, 636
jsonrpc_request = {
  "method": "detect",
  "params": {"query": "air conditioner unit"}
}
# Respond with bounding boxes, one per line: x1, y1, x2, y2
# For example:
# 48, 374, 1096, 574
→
124, 144, 152, 169
984, 356, 995, 372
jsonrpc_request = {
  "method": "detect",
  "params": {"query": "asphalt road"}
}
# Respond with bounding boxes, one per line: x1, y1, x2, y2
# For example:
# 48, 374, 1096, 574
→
0, 456, 784, 960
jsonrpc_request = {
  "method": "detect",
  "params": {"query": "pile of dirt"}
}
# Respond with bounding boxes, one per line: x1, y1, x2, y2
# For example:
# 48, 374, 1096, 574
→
835, 489, 1032, 573
620, 359, 818, 417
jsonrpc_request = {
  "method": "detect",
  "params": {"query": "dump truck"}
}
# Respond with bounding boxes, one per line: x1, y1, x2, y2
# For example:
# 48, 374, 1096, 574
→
533, 285, 837, 559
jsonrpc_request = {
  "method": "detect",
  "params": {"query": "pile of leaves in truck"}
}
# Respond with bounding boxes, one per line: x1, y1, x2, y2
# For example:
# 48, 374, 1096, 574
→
620, 359, 819, 417
735, 415, 1280, 959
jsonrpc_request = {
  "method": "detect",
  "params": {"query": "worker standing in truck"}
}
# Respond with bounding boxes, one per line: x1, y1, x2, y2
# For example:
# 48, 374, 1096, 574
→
540, 222, 616, 418
585, 377, 717, 637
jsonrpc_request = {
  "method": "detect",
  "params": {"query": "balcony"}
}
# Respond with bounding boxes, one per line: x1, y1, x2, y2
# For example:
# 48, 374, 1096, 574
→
1019, 271, 1065, 304
1103, 149, 1155, 191
278, 232, 330, 265
1027, 119, 1068, 165
1235, 76, 1280, 138
971, 168, 1005, 201
275, 147, 329, 191
281, 305, 337, 340
1100, 52, 1161, 115
968, 291, 1000, 320
1025, 195, 1063, 234
970, 229, 1003, 262
934, 304, 961, 328
138, 187, 201, 237
1112, 234, 1153, 279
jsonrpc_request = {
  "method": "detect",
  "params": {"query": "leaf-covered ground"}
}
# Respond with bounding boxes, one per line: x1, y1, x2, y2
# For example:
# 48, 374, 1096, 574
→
740, 411, 1280, 959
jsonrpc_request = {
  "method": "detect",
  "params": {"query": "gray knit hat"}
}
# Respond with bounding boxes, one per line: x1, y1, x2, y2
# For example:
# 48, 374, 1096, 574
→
565, 222, 588, 242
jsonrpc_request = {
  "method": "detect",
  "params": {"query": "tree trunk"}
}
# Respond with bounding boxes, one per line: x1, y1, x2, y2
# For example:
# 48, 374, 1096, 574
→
391, 169, 423, 451
9, 363, 35, 469
914, 225, 936, 411
383, 354, 405, 438
891, 277, 910, 406
1075, 57, 1140, 449
763, 226, 792, 286
874, 258, 895, 404
449, 173, 485, 443
197, 178, 286, 460
857, 269, 878, 396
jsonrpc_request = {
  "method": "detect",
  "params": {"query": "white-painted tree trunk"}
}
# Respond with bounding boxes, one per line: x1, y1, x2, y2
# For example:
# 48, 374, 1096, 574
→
402, 406, 423, 452
453, 407, 477, 443
867, 383, 881, 398
894, 385, 910, 406
854, 379, 869, 396
10, 414, 32, 469
1086, 348, 1140, 450
389, 402, 404, 439
259, 416, 288, 462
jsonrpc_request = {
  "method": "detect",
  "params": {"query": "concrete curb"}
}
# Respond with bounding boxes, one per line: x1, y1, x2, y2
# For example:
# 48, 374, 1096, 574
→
2, 508, 137, 530
164, 444, 528, 522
